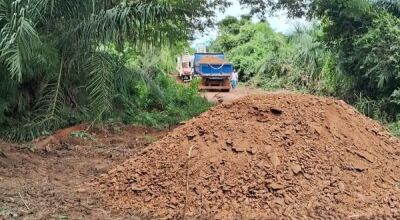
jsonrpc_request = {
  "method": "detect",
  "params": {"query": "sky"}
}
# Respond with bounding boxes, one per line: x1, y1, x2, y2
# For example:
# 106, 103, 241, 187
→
191, 0, 309, 48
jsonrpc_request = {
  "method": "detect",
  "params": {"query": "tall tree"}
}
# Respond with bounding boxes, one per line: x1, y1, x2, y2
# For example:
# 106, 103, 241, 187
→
239, 0, 310, 17
0, 0, 229, 140
239, 0, 400, 18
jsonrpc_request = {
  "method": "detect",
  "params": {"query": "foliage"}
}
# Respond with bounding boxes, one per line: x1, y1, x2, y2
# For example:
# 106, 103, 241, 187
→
239, 0, 311, 18
389, 121, 400, 137
0, 0, 225, 141
2, 0, 399, 141
211, 17, 339, 94
144, 135, 157, 144
123, 75, 212, 129
211, 17, 286, 81
211, 19, 337, 94
353, 12, 400, 96
70, 131, 96, 141
239, 0, 400, 18
0, 206, 17, 220
212, 0, 400, 126
312, 0, 400, 121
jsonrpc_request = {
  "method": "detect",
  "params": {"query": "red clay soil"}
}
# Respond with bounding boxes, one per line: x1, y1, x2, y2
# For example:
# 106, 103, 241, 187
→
198, 56, 227, 64
0, 125, 169, 219
96, 93, 400, 219
32, 123, 88, 151
203, 86, 280, 104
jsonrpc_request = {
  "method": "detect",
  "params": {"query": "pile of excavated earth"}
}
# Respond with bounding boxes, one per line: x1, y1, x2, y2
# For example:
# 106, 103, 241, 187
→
96, 93, 400, 219
198, 55, 226, 64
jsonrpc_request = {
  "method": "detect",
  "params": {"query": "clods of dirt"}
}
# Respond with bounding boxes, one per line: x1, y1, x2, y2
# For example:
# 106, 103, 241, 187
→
198, 56, 226, 64
0, 125, 169, 220
96, 93, 400, 219
32, 123, 88, 151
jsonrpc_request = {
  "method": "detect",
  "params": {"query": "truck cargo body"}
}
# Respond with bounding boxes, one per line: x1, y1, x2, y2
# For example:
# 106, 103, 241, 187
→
193, 53, 233, 91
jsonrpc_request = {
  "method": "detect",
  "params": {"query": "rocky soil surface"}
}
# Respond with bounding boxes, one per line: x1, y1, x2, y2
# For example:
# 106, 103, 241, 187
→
97, 93, 400, 219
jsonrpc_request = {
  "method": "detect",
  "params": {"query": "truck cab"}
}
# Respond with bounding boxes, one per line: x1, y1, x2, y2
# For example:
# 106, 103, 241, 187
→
177, 55, 194, 82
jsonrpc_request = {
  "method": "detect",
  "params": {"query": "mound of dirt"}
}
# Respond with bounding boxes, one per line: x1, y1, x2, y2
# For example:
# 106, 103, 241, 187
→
96, 94, 400, 219
198, 56, 227, 64
32, 123, 88, 151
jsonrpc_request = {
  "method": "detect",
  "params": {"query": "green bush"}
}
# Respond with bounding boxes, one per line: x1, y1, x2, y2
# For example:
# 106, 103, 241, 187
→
210, 1, 400, 127
123, 74, 212, 129
210, 17, 286, 81
389, 121, 400, 137
0, 0, 221, 142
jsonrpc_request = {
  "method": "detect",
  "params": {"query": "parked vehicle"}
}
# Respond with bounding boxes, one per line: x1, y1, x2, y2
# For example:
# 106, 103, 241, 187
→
193, 52, 233, 92
176, 55, 194, 82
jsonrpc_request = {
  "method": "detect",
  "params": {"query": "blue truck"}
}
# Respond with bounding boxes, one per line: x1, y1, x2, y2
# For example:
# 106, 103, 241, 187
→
193, 53, 233, 92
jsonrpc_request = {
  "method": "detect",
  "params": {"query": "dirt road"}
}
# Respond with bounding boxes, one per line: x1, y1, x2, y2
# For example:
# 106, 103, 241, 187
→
1, 85, 399, 219
0, 84, 273, 220
202, 86, 288, 103
0, 125, 170, 219
173, 73, 282, 104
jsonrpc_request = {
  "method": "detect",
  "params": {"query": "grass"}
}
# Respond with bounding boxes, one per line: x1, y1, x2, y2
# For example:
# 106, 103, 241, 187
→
58, 215, 69, 220
389, 121, 400, 137
143, 135, 157, 144
70, 131, 96, 141
0, 206, 18, 220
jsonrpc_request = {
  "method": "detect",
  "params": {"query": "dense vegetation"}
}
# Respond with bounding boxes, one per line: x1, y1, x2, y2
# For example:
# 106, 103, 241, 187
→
0, 0, 399, 141
0, 0, 226, 141
211, 0, 400, 135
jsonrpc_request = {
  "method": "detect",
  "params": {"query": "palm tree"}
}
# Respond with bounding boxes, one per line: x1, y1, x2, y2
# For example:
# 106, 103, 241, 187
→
0, 0, 226, 140
288, 25, 327, 84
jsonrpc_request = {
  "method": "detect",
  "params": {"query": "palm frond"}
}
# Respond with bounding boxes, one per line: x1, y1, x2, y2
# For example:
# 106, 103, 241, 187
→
33, 61, 65, 126
0, 0, 40, 81
85, 51, 115, 120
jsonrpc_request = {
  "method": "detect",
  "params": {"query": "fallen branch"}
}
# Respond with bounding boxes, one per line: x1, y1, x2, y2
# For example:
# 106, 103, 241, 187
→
182, 145, 195, 220
18, 192, 30, 210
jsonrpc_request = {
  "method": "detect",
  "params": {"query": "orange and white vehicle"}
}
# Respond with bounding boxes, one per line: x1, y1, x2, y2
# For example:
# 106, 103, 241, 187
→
176, 55, 194, 82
